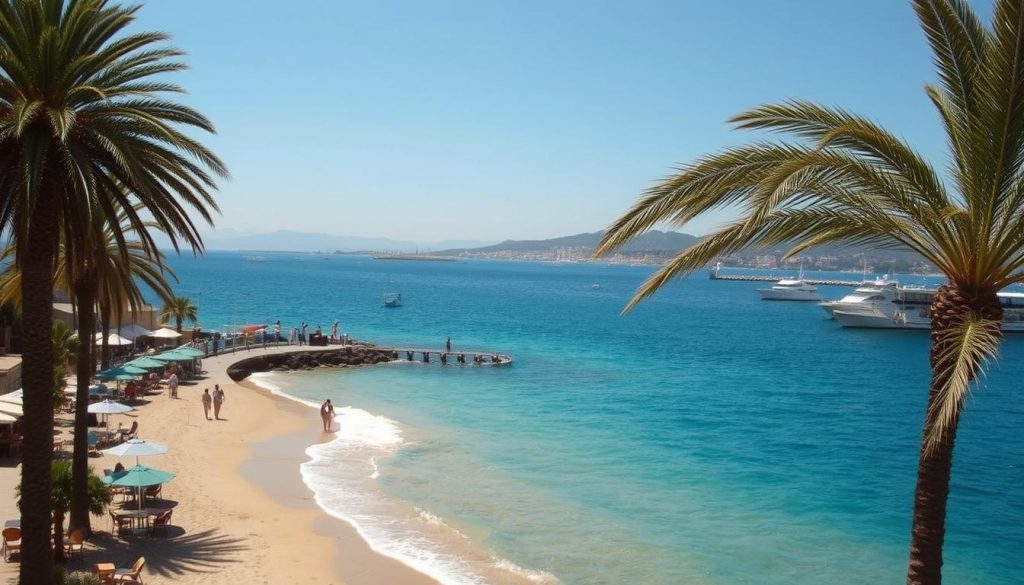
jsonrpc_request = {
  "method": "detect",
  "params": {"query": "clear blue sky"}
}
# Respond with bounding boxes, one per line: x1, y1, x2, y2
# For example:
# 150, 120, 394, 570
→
132, 0, 986, 244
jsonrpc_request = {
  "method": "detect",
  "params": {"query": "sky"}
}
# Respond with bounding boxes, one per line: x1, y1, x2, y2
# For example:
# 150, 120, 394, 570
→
130, 0, 985, 245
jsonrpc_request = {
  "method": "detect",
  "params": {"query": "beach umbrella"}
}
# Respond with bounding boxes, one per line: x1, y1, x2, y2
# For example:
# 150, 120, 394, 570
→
153, 351, 194, 362
118, 323, 154, 340
0, 402, 22, 417
101, 464, 176, 515
148, 327, 181, 339
0, 390, 22, 406
94, 332, 133, 346
96, 365, 148, 381
126, 356, 166, 370
87, 399, 133, 426
172, 346, 204, 357
102, 438, 167, 466
0, 412, 16, 424
87, 400, 133, 415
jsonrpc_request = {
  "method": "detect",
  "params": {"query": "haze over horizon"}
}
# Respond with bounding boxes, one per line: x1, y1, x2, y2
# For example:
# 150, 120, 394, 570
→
135, 1, 981, 243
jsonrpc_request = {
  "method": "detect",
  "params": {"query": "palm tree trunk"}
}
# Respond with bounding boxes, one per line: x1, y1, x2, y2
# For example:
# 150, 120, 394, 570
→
70, 278, 97, 535
907, 285, 1001, 585
100, 302, 112, 370
18, 191, 59, 585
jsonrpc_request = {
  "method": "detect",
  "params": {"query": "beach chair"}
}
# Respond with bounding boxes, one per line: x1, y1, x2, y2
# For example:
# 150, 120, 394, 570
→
113, 556, 145, 584
87, 432, 100, 456
148, 509, 172, 534
109, 511, 131, 536
118, 421, 138, 441
1, 526, 20, 562
143, 485, 161, 503
64, 528, 85, 561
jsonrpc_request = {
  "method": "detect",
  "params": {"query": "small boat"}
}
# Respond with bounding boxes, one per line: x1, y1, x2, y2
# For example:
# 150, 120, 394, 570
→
383, 291, 402, 308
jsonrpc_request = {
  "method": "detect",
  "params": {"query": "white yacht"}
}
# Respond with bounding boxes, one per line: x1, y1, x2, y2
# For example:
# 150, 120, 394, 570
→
819, 277, 899, 317
757, 278, 822, 301
829, 287, 1024, 332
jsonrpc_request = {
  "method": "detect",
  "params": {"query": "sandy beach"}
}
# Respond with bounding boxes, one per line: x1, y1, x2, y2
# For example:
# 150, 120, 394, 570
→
0, 345, 438, 585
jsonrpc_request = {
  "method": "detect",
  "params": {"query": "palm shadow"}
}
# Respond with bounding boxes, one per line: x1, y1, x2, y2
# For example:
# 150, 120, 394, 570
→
87, 527, 247, 577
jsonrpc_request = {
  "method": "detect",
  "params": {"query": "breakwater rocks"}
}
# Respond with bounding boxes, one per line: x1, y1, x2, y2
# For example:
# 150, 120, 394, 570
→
226, 346, 395, 381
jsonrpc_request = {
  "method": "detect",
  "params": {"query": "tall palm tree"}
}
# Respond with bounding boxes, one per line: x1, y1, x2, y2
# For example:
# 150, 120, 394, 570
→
596, 2, 1024, 583
160, 296, 198, 333
0, 1, 225, 582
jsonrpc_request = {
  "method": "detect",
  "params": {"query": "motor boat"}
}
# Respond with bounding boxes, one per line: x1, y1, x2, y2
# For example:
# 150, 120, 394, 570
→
819, 277, 899, 317
757, 278, 822, 301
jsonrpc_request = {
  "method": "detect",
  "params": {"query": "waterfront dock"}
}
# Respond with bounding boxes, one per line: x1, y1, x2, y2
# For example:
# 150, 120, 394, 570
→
385, 347, 512, 365
709, 264, 864, 286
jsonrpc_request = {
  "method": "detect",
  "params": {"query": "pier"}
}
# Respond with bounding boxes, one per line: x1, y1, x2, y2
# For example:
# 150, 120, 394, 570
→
709, 264, 864, 286
384, 347, 512, 366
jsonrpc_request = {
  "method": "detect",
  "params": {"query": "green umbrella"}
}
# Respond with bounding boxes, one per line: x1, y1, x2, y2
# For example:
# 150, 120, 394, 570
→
172, 347, 204, 357
102, 464, 176, 515
96, 365, 147, 381
126, 356, 167, 370
153, 351, 194, 362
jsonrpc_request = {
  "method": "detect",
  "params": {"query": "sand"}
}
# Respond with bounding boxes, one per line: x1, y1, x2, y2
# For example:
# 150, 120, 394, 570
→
0, 345, 438, 585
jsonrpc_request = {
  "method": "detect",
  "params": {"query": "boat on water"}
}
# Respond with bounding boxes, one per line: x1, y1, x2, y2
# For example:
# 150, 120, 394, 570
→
383, 291, 402, 308
827, 284, 1024, 331
819, 277, 899, 317
757, 278, 822, 301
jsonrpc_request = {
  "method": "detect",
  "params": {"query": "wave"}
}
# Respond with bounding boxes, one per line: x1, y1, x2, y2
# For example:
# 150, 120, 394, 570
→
252, 371, 553, 585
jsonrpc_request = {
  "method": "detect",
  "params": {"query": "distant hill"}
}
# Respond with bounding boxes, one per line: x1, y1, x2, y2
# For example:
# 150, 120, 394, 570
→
198, 230, 495, 253
438, 230, 698, 254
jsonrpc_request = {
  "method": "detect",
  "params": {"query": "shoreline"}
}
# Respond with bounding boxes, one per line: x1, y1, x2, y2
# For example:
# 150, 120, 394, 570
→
0, 344, 439, 585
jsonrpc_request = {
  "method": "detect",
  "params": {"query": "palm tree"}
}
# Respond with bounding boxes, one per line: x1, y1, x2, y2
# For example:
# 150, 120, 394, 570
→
0, 1, 226, 582
15, 460, 112, 562
50, 321, 79, 412
596, 2, 1024, 583
160, 296, 198, 333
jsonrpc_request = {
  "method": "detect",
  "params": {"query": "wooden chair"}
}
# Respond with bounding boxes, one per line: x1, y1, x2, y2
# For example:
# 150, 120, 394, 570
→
109, 511, 131, 536
113, 556, 145, 584
148, 509, 172, 534
1, 526, 20, 562
64, 528, 85, 561
143, 485, 161, 503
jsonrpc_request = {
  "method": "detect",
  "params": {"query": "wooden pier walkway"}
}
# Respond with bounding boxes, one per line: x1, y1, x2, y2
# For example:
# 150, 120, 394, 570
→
384, 347, 512, 365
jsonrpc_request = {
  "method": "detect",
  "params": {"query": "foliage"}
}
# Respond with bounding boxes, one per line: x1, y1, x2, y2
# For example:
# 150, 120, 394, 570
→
596, 1, 1024, 583
160, 296, 199, 332
58, 571, 103, 585
15, 460, 112, 561
50, 322, 79, 411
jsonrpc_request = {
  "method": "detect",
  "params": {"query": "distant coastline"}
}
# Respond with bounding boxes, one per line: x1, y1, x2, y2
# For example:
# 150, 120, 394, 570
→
373, 254, 456, 262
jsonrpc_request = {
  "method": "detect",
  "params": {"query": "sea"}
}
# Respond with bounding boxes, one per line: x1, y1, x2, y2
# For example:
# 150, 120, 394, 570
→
154, 251, 1023, 585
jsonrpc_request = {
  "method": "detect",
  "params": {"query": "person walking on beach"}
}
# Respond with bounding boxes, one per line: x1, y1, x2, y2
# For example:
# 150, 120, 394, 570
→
201, 388, 212, 420
212, 384, 225, 420
320, 399, 335, 432
446, 337, 451, 353
168, 371, 179, 399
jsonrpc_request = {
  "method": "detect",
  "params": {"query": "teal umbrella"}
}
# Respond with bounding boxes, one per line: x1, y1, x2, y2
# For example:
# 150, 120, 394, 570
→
96, 365, 147, 381
126, 356, 166, 370
102, 464, 176, 515
173, 347, 204, 357
153, 351, 194, 362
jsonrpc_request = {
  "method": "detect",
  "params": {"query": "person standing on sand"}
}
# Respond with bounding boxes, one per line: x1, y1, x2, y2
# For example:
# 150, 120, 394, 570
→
212, 384, 225, 420
168, 371, 179, 398
201, 389, 212, 420
320, 399, 335, 432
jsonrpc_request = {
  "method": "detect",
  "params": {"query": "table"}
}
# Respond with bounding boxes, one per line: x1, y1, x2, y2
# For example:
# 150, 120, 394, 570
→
94, 562, 115, 584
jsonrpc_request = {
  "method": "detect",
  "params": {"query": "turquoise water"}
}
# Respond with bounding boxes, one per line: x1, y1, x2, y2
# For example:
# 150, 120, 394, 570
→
158, 252, 1023, 585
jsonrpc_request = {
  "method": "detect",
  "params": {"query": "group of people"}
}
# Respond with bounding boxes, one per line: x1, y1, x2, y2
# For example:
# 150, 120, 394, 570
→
200, 384, 226, 420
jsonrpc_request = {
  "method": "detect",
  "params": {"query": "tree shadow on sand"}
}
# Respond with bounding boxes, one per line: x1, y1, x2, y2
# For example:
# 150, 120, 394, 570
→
86, 527, 247, 578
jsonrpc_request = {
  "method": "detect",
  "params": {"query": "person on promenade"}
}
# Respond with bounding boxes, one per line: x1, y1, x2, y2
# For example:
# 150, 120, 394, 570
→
301, 322, 308, 346
320, 399, 335, 432
331, 320, 339, 341
168, 371, 179, 399
212, 384, 225, 420
201, 389, 212, 420
275, 320, 282, 345
446, 337, 451, 353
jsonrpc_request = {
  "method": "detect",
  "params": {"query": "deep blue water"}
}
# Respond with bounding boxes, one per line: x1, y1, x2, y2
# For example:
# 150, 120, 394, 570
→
153, 252, 1023, 585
